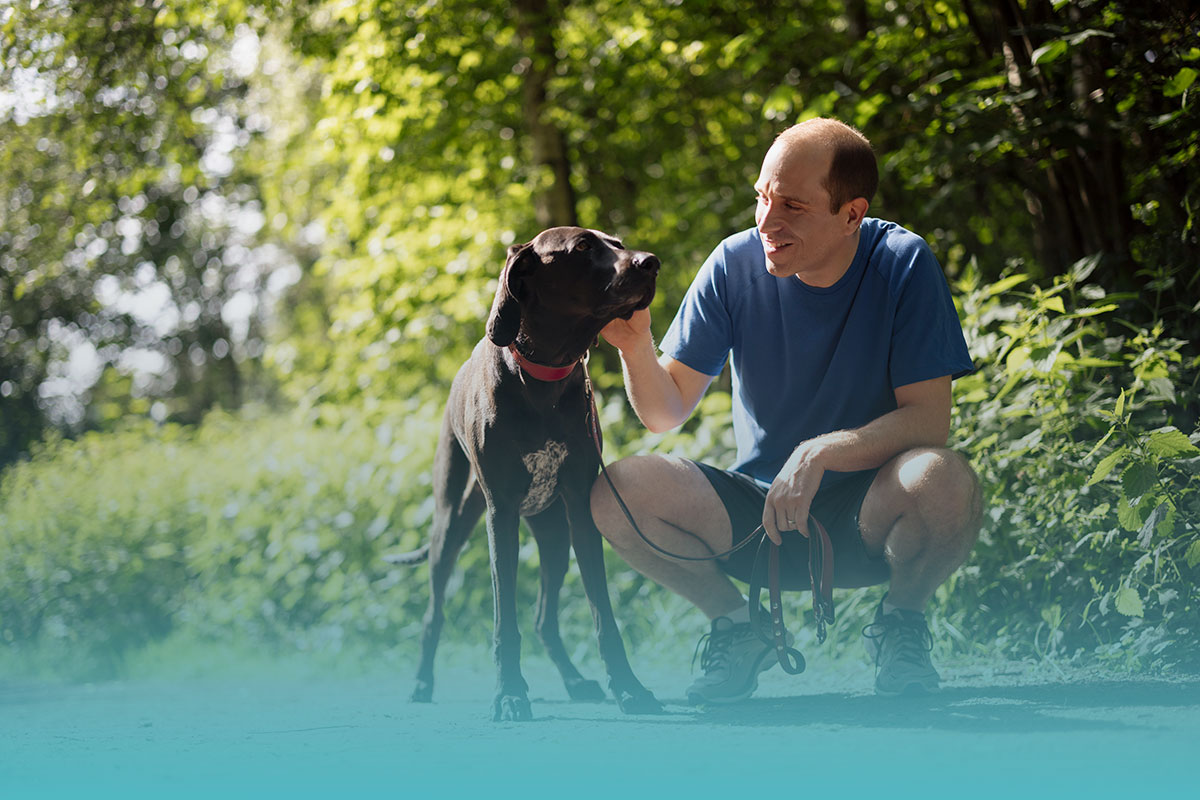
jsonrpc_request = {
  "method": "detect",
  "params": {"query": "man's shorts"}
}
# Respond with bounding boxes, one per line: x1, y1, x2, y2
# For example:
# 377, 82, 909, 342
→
692, 461, 890, 591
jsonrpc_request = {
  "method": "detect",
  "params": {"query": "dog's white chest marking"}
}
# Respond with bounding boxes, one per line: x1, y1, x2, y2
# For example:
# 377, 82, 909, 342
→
519, 440, 568, 516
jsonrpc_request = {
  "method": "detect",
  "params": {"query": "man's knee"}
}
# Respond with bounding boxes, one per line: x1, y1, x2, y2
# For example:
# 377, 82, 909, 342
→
902, 448, 982, 544
590, 454, 666, 544
879, 447, 981, 542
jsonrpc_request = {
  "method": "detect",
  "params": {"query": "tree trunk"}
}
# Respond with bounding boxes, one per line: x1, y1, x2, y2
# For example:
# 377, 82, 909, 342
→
514, 0, 578, 229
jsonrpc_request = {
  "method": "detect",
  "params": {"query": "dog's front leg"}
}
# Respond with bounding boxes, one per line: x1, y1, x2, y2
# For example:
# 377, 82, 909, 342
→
564, 495, 663, 714
486, 501, 532, 721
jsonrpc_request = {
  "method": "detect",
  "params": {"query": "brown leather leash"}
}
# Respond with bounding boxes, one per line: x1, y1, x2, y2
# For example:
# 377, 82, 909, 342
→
581, 369, 835, 674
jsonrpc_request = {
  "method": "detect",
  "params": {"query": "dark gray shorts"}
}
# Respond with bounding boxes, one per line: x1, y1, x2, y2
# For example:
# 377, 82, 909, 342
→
692, 461, 890, 592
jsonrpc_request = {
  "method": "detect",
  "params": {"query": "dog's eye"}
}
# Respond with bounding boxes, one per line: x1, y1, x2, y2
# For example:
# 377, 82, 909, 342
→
574, 240, 591, 252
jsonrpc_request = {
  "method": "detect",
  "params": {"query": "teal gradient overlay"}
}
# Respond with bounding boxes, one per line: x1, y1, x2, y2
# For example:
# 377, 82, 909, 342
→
3, 643, 1196, 800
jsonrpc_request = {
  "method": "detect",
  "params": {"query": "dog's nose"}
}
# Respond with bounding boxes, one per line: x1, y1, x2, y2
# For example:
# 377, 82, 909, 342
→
633, 253, 660, 273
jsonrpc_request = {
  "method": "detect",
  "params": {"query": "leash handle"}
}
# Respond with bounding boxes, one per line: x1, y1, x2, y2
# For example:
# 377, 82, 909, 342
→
769, 540, 807, 674
807, 516, 836, 644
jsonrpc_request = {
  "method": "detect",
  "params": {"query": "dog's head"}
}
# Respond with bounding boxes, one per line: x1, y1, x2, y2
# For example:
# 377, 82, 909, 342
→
486, 226, 659, 348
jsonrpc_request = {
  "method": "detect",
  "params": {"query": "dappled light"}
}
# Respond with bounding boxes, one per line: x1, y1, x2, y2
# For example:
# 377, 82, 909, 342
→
0, 0, 1197, 683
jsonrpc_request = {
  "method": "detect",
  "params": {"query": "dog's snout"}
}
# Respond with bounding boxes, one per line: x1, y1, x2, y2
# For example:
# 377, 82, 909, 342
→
633, 253, 660, 273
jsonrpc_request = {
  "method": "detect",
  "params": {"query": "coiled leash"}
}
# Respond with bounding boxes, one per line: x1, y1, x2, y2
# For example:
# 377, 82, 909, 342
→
583, 370, 835, 675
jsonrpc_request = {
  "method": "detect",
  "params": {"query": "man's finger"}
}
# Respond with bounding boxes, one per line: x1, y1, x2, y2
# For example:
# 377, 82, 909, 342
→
762, 511, 782, 546
794, 500, 812, 538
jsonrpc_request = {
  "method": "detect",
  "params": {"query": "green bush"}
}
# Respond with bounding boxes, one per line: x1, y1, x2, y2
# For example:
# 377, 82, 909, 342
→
0, 402, 470, 674
945, 258, 1200, 668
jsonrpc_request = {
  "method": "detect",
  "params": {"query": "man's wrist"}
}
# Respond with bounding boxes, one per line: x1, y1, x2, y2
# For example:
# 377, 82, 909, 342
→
794, 436, 836, 470
618, 335, 659, 365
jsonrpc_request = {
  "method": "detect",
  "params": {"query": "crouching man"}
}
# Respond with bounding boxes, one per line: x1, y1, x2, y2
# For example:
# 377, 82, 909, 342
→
591, 118, 982, 702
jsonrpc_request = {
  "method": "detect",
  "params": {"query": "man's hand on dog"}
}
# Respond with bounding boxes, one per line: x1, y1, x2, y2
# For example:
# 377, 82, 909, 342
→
600, 307, 653, 354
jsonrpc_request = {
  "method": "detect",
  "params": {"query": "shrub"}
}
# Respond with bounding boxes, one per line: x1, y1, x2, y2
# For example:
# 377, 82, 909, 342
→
945, 257, 1200, 668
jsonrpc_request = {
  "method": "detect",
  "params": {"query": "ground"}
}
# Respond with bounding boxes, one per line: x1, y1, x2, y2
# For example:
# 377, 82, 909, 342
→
2, 642, 1196, 799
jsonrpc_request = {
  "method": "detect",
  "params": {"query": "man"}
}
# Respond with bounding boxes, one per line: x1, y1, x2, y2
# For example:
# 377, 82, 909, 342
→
590, 118, 981, 702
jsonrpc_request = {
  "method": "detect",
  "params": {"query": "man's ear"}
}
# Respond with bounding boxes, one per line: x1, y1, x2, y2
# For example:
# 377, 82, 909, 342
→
486, 242, 534, 347
842, 197, 869, 232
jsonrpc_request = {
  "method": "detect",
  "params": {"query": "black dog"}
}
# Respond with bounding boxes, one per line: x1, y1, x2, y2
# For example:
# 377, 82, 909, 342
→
387, 227, 662, 721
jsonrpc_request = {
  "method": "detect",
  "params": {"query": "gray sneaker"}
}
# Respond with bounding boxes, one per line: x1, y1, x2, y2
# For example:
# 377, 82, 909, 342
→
862, 601, 941, 696
686, 616, 780, 705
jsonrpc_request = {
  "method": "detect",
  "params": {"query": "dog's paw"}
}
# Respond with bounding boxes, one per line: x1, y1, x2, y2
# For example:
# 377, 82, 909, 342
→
410, 681, 433, 703
492, 694, 533, 722
613, 685, 664, 715
565, 677, 606, 703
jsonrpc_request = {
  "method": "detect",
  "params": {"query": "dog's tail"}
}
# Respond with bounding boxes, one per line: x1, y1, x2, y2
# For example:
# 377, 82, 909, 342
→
382, 544, 431, 565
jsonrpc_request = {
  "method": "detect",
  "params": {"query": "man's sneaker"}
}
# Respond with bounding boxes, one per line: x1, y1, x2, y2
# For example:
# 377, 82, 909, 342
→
686, 615, 784, 705
862, 601, 941, 696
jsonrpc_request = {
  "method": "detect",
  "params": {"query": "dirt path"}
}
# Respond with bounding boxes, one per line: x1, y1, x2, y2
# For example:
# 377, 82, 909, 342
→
2, 648, 1196, 799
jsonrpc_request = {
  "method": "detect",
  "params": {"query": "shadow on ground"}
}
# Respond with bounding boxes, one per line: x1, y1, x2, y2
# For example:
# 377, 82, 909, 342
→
654, 680, 1200, 734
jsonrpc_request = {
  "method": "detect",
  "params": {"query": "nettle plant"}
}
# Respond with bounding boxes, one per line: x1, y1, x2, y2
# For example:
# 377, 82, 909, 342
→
948, 256, 1199, 666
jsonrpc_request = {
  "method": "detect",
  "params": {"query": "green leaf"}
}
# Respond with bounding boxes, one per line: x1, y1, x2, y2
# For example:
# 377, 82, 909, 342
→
1164, 67, 1198, 98
1138, 502, 1169, 545
1083, 427, 1117, 461
1186, 540, 1200, 569
1144, 428, 1200, 459
1069, 254, 1101, 282
1042, 296, 1065, 314
1114, 389, 1126, 418
985, 274, 1029, 297
1087, 447, 1126, 486
1155, 502, 1177, 540
1114, 586, 1144, 618
1068, 305, 1118, 319
1121, 462, 1157, 502
1032, 40, 1068, 66
1118, 496, 1144, 532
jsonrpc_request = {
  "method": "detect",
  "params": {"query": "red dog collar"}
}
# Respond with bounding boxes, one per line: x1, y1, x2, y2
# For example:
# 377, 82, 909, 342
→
507, 344, 578, 381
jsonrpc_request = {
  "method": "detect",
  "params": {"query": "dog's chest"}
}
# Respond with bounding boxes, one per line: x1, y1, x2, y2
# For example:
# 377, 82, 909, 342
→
519, 440, 569, 516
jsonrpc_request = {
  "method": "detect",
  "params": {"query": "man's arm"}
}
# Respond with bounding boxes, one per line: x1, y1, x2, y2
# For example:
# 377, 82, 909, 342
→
600, 309, 715, 433
762, 375, 952, 544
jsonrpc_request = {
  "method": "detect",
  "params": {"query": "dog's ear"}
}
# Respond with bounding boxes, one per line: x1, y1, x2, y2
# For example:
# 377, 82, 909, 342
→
486, 242, 534, 347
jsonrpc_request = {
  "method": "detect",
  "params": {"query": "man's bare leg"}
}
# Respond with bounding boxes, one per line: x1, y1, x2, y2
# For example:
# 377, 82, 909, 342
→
589, 454, 744, 620
858, 447, 983, 609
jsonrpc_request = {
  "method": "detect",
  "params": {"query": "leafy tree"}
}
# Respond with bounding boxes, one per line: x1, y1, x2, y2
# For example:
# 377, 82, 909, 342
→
0, 0, 280, 465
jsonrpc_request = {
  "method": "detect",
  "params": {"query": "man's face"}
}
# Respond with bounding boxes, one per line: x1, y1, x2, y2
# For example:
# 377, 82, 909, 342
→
753, 141, 857, 284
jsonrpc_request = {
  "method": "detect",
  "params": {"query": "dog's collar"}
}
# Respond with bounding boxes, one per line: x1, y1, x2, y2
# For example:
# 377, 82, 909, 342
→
506, 344, 579, 382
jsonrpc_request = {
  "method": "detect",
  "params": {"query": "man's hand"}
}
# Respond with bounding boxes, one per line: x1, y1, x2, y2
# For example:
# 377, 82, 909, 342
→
600, 307, 652, 354
763, 442, 826, 545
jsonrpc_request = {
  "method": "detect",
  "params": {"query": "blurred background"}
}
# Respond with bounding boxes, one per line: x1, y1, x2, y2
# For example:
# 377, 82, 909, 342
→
1, 0, 1197, 679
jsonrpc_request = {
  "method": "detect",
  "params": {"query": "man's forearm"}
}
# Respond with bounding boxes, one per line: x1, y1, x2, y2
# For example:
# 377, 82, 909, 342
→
798, 401, 951, 474
618, 342, 692, 433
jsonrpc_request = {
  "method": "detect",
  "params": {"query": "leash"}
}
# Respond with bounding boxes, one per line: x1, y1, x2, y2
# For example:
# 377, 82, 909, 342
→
582, 368, 835, 674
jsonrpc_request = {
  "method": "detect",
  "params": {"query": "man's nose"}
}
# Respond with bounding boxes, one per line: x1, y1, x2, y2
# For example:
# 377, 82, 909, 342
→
757, 198, 781, 229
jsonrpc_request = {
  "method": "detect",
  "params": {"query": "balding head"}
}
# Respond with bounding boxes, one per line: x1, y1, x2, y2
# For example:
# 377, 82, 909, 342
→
772, 119, 878, 213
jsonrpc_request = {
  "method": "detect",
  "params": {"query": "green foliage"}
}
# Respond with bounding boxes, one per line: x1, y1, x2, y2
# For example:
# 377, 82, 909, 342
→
945, 259, 1199, 668
1, 0, 279, 463
0, 404, 441, 674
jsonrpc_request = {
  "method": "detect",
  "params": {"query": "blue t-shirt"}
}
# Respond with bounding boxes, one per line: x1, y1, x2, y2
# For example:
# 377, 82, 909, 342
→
660, 219, 974, 487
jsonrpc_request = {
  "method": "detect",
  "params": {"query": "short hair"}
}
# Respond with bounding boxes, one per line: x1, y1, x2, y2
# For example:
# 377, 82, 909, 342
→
776, 119, 878, 213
